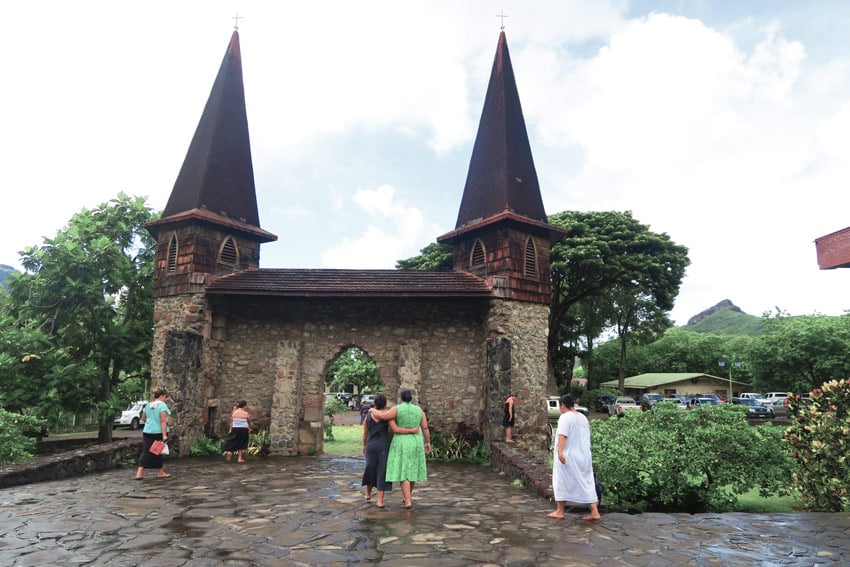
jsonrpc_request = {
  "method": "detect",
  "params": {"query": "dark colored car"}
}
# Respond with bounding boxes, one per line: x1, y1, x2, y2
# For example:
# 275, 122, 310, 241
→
594, 395, 616, 413
640, 393, 664, 411
732, 397, 775, 419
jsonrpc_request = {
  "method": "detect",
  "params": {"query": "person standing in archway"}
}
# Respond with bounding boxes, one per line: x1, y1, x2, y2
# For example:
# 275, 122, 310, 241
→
503, 393, 517, 443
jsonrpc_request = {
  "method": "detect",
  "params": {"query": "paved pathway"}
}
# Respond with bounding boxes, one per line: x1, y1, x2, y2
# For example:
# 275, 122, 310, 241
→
1, 454, 848, 566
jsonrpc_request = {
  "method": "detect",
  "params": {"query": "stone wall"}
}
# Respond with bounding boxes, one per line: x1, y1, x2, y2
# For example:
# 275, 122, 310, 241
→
168, 296, 493, 455
486, 299, 551, 451
0, 440, 140, 489
489, 442, 554, 500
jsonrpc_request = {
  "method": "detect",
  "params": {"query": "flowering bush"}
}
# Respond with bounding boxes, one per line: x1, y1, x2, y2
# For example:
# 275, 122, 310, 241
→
783, 379, 850, 512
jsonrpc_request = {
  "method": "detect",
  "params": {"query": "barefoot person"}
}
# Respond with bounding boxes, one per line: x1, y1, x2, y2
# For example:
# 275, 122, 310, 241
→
135, 388, 171, 480
548, 394, 601, 521
222, 400, 252, 463
502, 393, 517, 442
371, 389, 430, 509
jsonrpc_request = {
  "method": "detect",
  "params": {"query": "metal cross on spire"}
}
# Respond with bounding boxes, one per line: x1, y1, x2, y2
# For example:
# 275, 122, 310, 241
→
496, 10, 509, 30
232, 12, 243, 31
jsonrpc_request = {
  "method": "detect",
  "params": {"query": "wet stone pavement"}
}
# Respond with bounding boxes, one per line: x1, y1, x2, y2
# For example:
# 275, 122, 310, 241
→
0, 454, 848, 566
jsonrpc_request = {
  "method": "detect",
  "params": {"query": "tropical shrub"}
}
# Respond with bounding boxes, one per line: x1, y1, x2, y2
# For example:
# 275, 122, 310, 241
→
591, 404, 791, 512
0, 409, 47, 465
187, 435, 222, 457
783, 379, 850, 512
428, 432, 489, 465
247, 429, 270, 456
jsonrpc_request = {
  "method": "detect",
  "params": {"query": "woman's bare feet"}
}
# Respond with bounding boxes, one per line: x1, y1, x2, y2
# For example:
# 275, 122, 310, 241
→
547, 512, 564, 519
582, 514, 601, 521
157, 472, 171, 478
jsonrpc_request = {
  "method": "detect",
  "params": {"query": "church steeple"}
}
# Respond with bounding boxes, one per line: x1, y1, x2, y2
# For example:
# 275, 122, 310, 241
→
455, 30, 548, 230
439, 31, 564, 304
159, 31, 269, 231
146, 30, 275, 296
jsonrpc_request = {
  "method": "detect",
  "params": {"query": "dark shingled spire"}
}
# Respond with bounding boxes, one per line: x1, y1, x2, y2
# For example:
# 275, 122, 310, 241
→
161, 31, 262, 229
454, 31, 547, 230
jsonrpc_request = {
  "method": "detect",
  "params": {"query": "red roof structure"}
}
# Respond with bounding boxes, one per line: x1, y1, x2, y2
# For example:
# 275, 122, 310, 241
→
815, 226, 850, 269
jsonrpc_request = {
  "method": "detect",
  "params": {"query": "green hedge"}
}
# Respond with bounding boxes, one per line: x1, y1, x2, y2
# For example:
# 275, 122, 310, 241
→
591, 404, 791, 512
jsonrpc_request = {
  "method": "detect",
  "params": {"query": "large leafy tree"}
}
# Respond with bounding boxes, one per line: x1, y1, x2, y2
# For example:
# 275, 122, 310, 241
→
747, 314, 850, 393
5, 194, 157, 441
396, 242, 453, 271
548, 211, 689, 390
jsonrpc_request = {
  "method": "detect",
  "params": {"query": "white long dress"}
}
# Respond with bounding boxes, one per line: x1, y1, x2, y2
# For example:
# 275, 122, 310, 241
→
552, 410, 597, 504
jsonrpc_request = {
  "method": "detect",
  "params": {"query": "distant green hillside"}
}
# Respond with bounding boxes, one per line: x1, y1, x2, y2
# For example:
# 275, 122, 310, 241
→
683, 300, 766, 336
0, 264, 18, 290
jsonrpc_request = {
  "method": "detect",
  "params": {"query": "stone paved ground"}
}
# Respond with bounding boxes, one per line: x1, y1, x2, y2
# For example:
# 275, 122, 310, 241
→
0, 454, 848, 566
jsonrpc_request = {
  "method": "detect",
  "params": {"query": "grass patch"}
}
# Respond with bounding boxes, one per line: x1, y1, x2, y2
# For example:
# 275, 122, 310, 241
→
324, 424, 362, 455
733, 488, 797, 513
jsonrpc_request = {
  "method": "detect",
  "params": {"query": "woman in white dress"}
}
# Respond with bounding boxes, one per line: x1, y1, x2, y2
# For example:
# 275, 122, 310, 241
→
548, 394, 601, 521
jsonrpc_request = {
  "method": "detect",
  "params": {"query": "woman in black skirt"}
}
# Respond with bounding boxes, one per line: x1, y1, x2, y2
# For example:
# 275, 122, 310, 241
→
222, 400, 252, 462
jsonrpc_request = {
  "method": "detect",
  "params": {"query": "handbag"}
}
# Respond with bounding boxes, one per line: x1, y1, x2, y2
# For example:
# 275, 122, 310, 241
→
149, 439, 167, 455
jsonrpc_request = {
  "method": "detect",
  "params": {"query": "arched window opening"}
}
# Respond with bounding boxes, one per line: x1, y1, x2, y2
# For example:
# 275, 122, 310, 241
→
219, 236, 239, 266
524, 236, 538, 279
470, 239, 486, 269
166, 235, 178, 273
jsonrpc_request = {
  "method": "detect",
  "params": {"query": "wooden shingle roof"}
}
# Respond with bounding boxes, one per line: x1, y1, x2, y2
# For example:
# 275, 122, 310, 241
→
453, 31, 547, 231
206, 269, 493, 298
160, 31, 266, 234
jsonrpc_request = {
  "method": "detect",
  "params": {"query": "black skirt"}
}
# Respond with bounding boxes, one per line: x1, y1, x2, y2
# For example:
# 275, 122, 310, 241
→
222, 428, 250, 452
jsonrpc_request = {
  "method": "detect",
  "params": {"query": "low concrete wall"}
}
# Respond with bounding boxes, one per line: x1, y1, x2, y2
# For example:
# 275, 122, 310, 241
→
489, 442, 554, 500
0, 439, 141, 489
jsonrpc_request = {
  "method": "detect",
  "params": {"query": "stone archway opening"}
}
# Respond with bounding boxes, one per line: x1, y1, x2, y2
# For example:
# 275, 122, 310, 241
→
323, 345, 384, 426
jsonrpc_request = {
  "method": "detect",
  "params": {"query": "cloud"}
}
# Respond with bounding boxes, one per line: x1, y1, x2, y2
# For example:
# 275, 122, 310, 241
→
321, 185, 424, 268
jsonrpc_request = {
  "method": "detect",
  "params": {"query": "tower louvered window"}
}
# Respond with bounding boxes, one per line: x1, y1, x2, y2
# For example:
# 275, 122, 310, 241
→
524, 237, 538, 279
166, 235, 178, 273
219, 236, 239, 266
470, 239, 486, 268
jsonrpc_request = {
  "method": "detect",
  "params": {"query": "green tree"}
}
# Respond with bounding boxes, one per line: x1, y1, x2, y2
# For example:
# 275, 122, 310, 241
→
6, 194, 157, 442
747, 314, 850, 393
396, 242, 453, 270
325, 347, 382, 395
548, 211, 689, 391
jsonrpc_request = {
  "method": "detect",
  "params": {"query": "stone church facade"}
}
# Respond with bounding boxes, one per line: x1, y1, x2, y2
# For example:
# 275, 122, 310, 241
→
145, 30, 565, 456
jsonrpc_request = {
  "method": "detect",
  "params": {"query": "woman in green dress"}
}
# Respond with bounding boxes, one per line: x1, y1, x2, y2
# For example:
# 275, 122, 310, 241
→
370, 389, 430, 509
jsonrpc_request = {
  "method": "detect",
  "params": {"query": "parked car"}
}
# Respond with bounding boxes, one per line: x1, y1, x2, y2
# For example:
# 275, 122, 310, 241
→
762, 392, 790, 402
657, 397, 688, 410
609, 396, 641, 417
640, 393, 664, 411
546, 396, 588, 418
764, 397, 790, 418
739, 392, 767, 404
114, 401, 147, 430
360, 394, 375, 406
667, 393, 691, 404
697, 393, 723, 404
689, 397, 720, 407
594, 395, 616, 413
732, 397, 775, 419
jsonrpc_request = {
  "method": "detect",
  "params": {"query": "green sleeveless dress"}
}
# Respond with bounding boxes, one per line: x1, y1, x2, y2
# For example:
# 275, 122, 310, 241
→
384, 402, 427, 482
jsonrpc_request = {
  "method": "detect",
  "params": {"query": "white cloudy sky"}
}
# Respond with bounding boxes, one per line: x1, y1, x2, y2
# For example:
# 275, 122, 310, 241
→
3, 0, 850, 325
